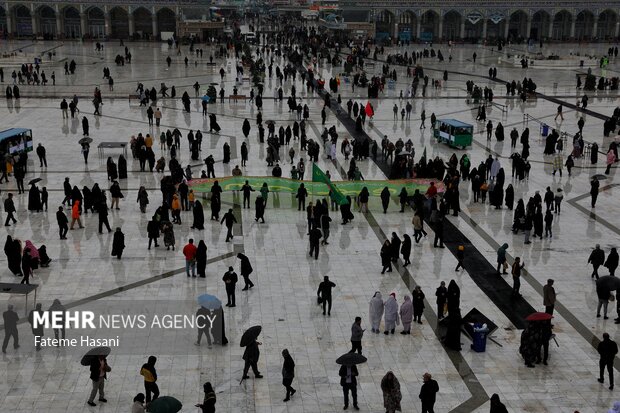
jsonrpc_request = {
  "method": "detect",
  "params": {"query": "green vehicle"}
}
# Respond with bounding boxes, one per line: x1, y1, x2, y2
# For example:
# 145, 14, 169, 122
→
434, 119, 473, 149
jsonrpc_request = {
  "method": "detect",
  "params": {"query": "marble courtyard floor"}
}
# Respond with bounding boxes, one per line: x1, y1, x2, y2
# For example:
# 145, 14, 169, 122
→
0, 39, 619, 412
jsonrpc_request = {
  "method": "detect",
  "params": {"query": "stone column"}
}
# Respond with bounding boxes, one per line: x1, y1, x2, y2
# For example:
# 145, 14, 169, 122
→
437, 14, 443, 40
128, 7, 135, 37
152, 8, 158, 38
482, 18, 487, 38
548, 17, 554, 38
460, 19, 465, 39
31, 4, 37, 35
570, 17, 576, 38
394, 21, 399, 40
504, 20, 509, 38
104, 6, 111, 37
416, 15, 421, 39
55, 5, 62, 38
592, 15, 598, 39
615, 21, 620, 38
525, 16, 531, 38
6, 9, 12, 35
80, 9, 87, 38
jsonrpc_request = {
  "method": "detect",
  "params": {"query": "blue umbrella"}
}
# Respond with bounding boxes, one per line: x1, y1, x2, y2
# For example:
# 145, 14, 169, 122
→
201, 95, 211, 103
197, 294, 222, 310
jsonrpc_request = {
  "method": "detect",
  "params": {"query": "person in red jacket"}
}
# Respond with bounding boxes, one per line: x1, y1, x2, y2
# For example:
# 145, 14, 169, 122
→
183, 239, 198, 277
425, 182, 437, 198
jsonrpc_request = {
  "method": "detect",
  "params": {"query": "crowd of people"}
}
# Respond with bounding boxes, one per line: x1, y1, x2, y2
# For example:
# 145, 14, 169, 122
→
3, 10, 620, 413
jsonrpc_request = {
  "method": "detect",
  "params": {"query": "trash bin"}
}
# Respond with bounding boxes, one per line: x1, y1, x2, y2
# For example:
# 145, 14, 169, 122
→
541, 124, 549, 137
471, 324, 489, 352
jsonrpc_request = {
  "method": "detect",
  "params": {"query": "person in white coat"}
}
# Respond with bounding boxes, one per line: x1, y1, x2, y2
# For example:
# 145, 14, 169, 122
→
384, 293, 400, 335
399, 295, 413, 335
490, 157, 501, 179
369, 292, 384, 333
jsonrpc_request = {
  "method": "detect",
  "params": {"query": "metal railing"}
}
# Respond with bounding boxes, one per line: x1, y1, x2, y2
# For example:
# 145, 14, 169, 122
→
487, 100, 507, 115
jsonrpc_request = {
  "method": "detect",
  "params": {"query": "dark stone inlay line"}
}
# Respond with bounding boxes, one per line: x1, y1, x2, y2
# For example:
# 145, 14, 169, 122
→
300, 56, 488, 406
326, 149, 488, 412
359, 105, 537, 328
567, 183, 620, 237
1, 252, 236, 328
457, 211, 620, 368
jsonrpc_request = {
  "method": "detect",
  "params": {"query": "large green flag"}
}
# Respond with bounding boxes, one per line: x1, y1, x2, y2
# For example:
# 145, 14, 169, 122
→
312, 163, 348, 205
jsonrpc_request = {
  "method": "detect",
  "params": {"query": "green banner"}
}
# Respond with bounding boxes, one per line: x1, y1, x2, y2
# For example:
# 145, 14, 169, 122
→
188, 176, 443, 198
311, 163, 348, 205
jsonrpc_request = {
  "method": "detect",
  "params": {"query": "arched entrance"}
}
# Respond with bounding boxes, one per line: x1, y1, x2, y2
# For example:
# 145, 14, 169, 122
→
552, 10, 572, 40
598, 10, 618, 39
110, 7, 129, 39
157, 8, 176, 35
530, 10, 551, 40
87, 7, 105, 38
508, 10, 528, 40
464, 12, 484, 40
575, 10, 595, 40
486, 14, 507, 39
14, 5, 32, 36
37, 6, 56, 37
63, 7, 80, 38
419, 10, 439, 41
442, 10, 461, 40
398, 11, 415, 42
375, 10, 395, 43
133, 7, 152, 38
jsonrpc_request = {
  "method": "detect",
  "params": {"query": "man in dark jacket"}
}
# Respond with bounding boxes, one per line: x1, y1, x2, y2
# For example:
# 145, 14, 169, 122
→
4, 193, 17, 226
435, 281, 447, 319
419, 372, 439, 412
147, 218, 160, 249
220, 209, 237, 242
56, 206, 69, 239
61, 177, 72, 205
309, 227, 322, 259
598, 332, 618, 390
281, 349, 296, 402
2, 304, 19, 353
237, 253, 254, 290
36, 143, 47, 167
222, 267, 238, 307
588, 244, 606, 279
98, 199, 112, 233
296, 183, 308, 211
317, 276, 336, 316
242, 339, 263, 380
242, 180, 255, 208
591, 176, 600, 208
87, 355, 109, 406
349, 316, 364, 354
320, 213, 332, 245
339, 364, 359, 410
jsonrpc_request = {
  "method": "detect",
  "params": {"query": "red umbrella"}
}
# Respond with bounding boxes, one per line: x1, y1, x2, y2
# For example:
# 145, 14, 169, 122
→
365, 102, 374, 117
525, 312, 553, 322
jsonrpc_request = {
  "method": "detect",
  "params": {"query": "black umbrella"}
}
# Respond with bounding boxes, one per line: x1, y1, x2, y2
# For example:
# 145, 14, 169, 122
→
336, 353, 367, 365
265, 120, 276, 125
79, 137, 93, 145
592, 174, 608, 180
240, 325, 262, 347
80, 346, 111, 366
28, 178, 42, 185
596, 275, 620, 291
210, 82, 220, 86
